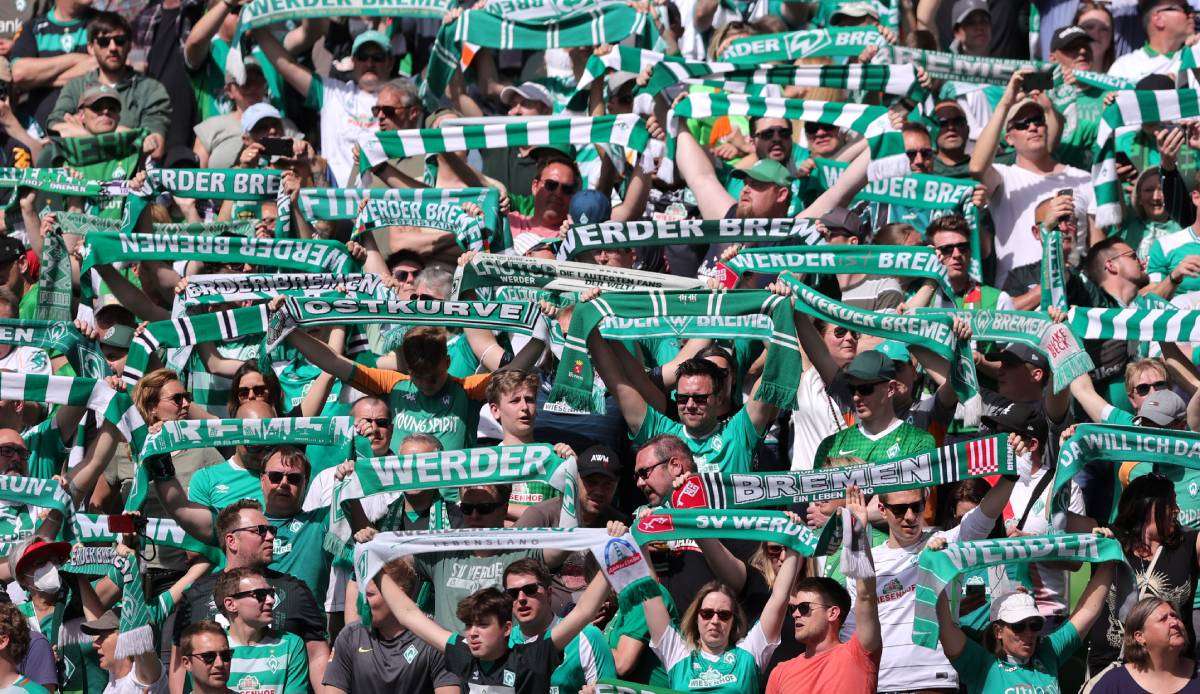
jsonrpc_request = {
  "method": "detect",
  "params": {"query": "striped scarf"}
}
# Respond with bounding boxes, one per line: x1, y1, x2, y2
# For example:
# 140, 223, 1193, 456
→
1040, 228, 1067, 310
563, 217, 823, 259
298, 187, 501, 234
123, 304, 270, 384
727, 245, 954, 299
153, 219, 257, 237
33, 228, 72, 323
1067, 306, 1200, 342
720, 28, 886, 64
547, 289, 801, 414
0, 373, 145, 447
453, 253, 704, 299
871, 45, 1052, 86
80, 231, 360, 277
566, 46, 684, 111
178, 272, 395, 313
643, 63, 926, 104
71, 513, 221, 563
0, 319, 108, 379
0, 168, 109, 203
60, 547, 156, 658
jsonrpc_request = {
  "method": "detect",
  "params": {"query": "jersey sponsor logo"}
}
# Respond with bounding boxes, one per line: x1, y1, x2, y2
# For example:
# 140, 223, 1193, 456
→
688, 667, 737, 688
879, 577, 914, 603
402, 644, 417, 663
235, 675, 272, 694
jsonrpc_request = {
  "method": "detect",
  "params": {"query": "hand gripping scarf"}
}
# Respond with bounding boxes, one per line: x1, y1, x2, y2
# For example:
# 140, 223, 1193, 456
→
640, 63, 927, 105
562, 218, 824, 259
727, 245, 954, 300
780, 276, 982, 425
546, 289, 801, 415
266, 296, 541, 351
122, 304, 270, 384
71, 513, 221, 563
451, 253, 704, 300
565, 46, 686, 112
0, 319, 108, 379
720, 28, 886, 63
631, 508, 840, 557
352, 195, 485, 252
1040, 228, 1067, 311
178, 272, 396, 313
60, 547, 157, 658
812, 158, 976, 212
912, 533, 1123, 649
672, 435, 1013, 508
1093, 89, 1200, 227
662, 93, 905, 183
298, 187, 500, 235
1065, 305, 1200, 343
913, 309, 1094, 392
80, 231, 360, 277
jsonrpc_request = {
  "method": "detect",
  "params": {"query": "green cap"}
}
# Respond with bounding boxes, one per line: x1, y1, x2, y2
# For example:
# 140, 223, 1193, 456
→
842, 350, 896, 382
733, 159, 792, 187
352, 30, 392, 56
874, 340, 911, 364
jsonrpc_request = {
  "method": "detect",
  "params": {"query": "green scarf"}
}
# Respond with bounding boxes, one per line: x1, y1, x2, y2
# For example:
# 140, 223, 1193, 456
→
60, 547, 155, 658
566, 46, 685, 111
80, 231, 359, 278
55, 210, 121, 236
0, 168, 108, 206
813, 158, 976, 211
0, 475, 71, 514
912, 533, 1123, 649
871, 45, 1052, 86
71, 513, 221, 562
154, 219, 257, 237
0, 373, 145, 446
720, 28, 885, 63
914, 309, 1094, 392
352, 195, 485, 251
562, 218, 823, 258
297, 187, 500, 233
0, 319, 108, 378
1040, 228, 1067, 311
452, 253, 704, 299
961, 197, 984, 283
632, 508, 840, 557
180, 272, 394, 310
781, 276, 982, 424
267, 296, 541, 350
1066, 306, 1200, 342
350, 444, 571, 497
54, 130, 145, 168
122, 304, 269, 383
33, 227, 72, 323
642, 63, 925, 102
146, 168, 280, 201
547, 289, 801, 415
672, 435, 1013, 508
727, 245, 954, 299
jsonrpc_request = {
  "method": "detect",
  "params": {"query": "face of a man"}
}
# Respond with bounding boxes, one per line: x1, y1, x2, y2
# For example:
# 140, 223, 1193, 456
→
463, 614, 510, 659
934, 107, 968, 153
904, 130, 934, 174
532, 163, 578, 222
675, 374, 719, 432
1004, 106, 1048, 157
1051, 41, 1093, 71
588, 248, 636, 268
0, 429, 29, 476
260, 452, 307, 516
504, 572, 549, 626
578, 472, 616, 516
1105, 242, 1150, 288
460, 487, 507, 529
226, 509, 275, 566
489, 384, 537, 440
227, 576, 275, 629
353, 399, 393, 456
373, 89, 421, 131
753, 118, 793, 163
633, 446, 673, 506
847, 377, 892, 421
932, 230, 971, 282
880, 489, 926, 545
1127, 368, 1169, 411
508, 97, 551, 118
953, 12, 992, 54
184, 632, 232, 690
88, 29, 129, 73
804, 122, 843, 157
82, 98, 121, 135
736, 179, 786, 219
352, 43, 394, 93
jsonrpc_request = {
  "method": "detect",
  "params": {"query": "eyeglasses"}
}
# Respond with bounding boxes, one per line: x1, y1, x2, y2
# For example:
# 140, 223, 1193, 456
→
186, 649, 233, 666
231, 524, 277, 539
883, 500, 926, 516
790, 601, 829, 617
540, 179, 578, 195
265, 470, 304, 486
505, 583, 543, 600
0, 445, 30, 460
1079, 20, 1111, 33
92, 34, 129, 48
460, 501, 502, 516
756, 127, 793, 141
355, 51, 389, 63
698, 608, 733, 622
905, 147, 934, 161
1133, 380, 1170, 397
1008, 115, 1046, 132
830, 327, 859, 340
231, 587, 276, 603
804, 122, 835, 136
676, 392, 712, 405
1007, 618, 1045, 634
936, 116, 967, 128
935, 241, 971, 256
392, 268, 419, 281
358, 417, 392, 428
634, 459, 668, 481
372, 105, 402, 120
849, 381, 884, 397
166, 391, 194, 407
237, 385, 269, 401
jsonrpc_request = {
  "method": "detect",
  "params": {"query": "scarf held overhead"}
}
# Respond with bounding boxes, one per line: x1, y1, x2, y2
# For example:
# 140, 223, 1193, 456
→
80, 232, 359, 277
451, 253, 704, 299
720, 28, 886, 63
632, 508, 840, 557
727, 245, 954, 299
562, 218, 824, 258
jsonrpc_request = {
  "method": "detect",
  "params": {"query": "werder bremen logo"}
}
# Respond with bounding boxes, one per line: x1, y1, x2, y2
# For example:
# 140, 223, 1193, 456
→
785, 31, 831, 59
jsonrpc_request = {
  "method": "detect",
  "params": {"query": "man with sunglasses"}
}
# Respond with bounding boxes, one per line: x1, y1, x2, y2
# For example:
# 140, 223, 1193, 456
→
930, 101, 975, 178
1109, 0, 1195, 82
1003, 193, 1094, 311
362, 77, 426, 187
507, 153, 581, 240
179, 622, 234, 694
214, 567, 308, 694
969, 69, 1096, 287
46, 12, 169, 159
924, 214, 1015, 311
723, 118, 805, 217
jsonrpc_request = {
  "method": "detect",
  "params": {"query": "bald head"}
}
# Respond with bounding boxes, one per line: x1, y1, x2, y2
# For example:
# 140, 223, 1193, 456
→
235, 400, 277, 420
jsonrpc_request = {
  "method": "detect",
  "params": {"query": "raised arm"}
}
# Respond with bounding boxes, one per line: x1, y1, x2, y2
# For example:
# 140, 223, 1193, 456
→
672, 129, 737, 220
968, 70, 1027, 192
694, 537, 748, 592
94, 265, 171, 323
845, 485, 881, 654
1068, 560, 1116, 635
550, 569, 611, 650
611, 167, 652, 223
277, 312, 357, 383
588, 328, 649, 433
759, 547, 801, 642
379, 572, 453, 652
146, 456, 217, 542
250, 27, 314, 103
799, 148, 870, 219
935, 586, 967, 659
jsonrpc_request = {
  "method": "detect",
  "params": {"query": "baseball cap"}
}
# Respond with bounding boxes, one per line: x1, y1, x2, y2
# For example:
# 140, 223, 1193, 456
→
1050, 25, 1092, 53
570, 190, 612, 226
80, 611, 121, 636
981, 401, 1048, 440
351, 30, 392, 57
984, 342, 1049, 370
77, 84, 121, 110
1137, 73, 1176, 91
0, 236, 24, 265
933, 99, 966, 118
1136, 389, 1187, 426
732, 159, 792, 187
831, 2, 879, 21
951, 0, 990, 26
9, 538, 70, 582
842, 350, 897, 382
241, 102, 283, 134
819, 206, 868, 239
1005, 98, 1044, 129
989, 588, 1041, 625
99, 324, 135, 350
577, 444, 621, 480
1139, 0, 1190, 15
500, 82, 554, 110
873, 340, 912, 364
511, 232, 559, 256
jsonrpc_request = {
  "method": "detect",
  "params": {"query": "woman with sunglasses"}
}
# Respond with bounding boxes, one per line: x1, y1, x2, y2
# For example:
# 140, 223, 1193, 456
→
132, 368, 218, 426
641, 533, 801, 693
790, 316, 859, 472
1089, 596, 1200, 693
225, 362, 284, 418
933, 537, 1115, 694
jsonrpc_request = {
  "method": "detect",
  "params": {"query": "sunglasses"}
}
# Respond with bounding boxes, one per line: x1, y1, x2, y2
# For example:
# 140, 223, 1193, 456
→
266, 470, 304, 486
676, 392, 712, 405
1007, 618, 1045, 634
698, 608, 733, 622
92, 34, 129, 48
906, 147, 934, 161
804, 122, 835, 135
1079, 20, 1111, 33
790, 601, 829, 617
1133, 380, 1170, 397
461, 501, 502, 516
166, 391, 194, 407
187, 649, 233, 666
358, 417, 392, 428
392, 268, 419, 281
1008, 115, 1045, 132
237, 385, 269, 401
355, 51, 389, 63
372, 105, 403, 120
231, 587, 276, 603
831, 327, 859, 340
756, 127, 793, 141
505, 584, 542, 600
935, 241, 971, 256
849, 381, 884, 397
763, 544, 783, 558
540, 179, 578, 195
634, 459, 668, 481
0, 445, 30, 460
231, 524, 277, 539
883, 500, 926, 516
936, 116, 967, 128
85, 101, 121, 114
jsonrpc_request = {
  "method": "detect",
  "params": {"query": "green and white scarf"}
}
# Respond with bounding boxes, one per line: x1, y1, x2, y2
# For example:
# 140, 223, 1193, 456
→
720, 28, 886, 64
146, 168, 280, 201
912, 533, 1123, 649
547, 289, 801, 414
1093, 90, 1200, 227
1040, 228, 1067, 311
451, 253, 703, 299
298, 187, 500, 233
352, 195, 485, 252
122, 304, 269, 383
1066, 306, 1200, 342
154, 219, 257, 238
914, 309, 1094, 392
813, 158, 976, 211
0, 168, 109, 206
663, 93, 905, 182
566, 46, 684, 112
0, 475, 71, 514
60, 547, 155, 658
348, 443, 573, 497
781, 276, 982, 424
727, 245, 954, 299
179, 272, 395, 312
672, 435, 1012, 508
632, 508, 839, 557
267, 296, 540, 350
0, 319, 108, 379
871, 45, 1052, 87
642, 63, 925, 103
33, 227, 72, 323
0, 373, 145, 445
55, 210, 121, 237
562, 218, 823, 259
71, 513, 221, 562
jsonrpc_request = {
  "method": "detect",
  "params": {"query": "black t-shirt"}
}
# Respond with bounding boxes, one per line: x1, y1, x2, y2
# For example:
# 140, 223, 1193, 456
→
171, 568, 327, 645
323, 623, 459, 694
481, 148, 538, 198
651, 538, 758, 610
10, 8, 92, 130
443, 632, 558, 694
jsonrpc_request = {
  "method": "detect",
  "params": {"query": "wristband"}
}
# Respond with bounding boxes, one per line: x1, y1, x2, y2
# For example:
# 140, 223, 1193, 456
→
144, 454, 176, 482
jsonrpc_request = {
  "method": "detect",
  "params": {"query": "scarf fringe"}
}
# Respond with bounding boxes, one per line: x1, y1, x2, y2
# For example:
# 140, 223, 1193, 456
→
115, 624, 155, 660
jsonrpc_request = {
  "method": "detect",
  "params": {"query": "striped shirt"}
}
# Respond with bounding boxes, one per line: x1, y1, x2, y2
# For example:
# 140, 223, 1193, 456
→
228, 631, 308, 694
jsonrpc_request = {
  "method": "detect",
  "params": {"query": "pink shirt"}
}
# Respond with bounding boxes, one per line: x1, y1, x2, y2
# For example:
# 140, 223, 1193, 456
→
765, 634, 879, 694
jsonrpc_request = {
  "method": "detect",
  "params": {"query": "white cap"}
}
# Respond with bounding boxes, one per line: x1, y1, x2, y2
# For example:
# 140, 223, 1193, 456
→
832, 2, 880, 20
989, 588, 1041, 625
500, 82, 554, 110
511, 232, 552, 256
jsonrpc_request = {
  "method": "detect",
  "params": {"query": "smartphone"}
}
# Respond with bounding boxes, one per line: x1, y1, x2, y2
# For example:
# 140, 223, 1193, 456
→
1023, 71, 1055, 91
107, 514, 142, 534
259, 137, 293, 158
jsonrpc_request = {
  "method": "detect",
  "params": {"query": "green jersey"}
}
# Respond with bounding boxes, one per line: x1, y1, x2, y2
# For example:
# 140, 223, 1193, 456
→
813, 420, 935, 468
655, 622, 775, 694
388, 378, 480, 453
604, 582, 678, 687
267, 508, 331, 600
415, 549, 542, 633
510, 619, 616, 694
187, 458, 263, 511
632, 407, 762, 474
229, 631, 308, 694
952, 621, 1080, 694
1148, 227, 1200, 294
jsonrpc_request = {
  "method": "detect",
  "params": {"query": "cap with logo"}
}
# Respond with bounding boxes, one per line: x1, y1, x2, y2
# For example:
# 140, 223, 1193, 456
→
570, 190, 612, 226
1050, 25, 1092, 53
77, 84, 122, 110
873, 340, 912, 364
577, 444, 621, 480
1135, 389, 1187, 426
732, 159, 792, 187
352, 30, 392, 56
951, 0, 990, 26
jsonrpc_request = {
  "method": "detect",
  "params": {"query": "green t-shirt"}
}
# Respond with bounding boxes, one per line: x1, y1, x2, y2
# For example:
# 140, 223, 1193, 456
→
228, 631, 308, 694
1050, 85, 1105, 170
387, 378, 481, 453
1148, 227, 1200, 294
267, 508, 331, 600
510, 619, 616, 694
813, 420, 935, 468
952, 621, 1080, 694
414, 549, 541, 633
603, 582, 678, 687
1118, 215, 1182, 261
187, 458, 263, 511
632, 407, 762, 474
657, 622, 774, 694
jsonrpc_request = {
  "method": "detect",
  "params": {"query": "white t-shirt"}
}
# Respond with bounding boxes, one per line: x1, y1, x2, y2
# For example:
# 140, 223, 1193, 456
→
313, 75, 380, 186
1005, 456, 1086, 618
789, 368, 849, 471
1108, 47, 1183, 84
0, 346, 51, 376
840, 505, 998, 692
102, 662, 162, 694
989, 163, 1096, 286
